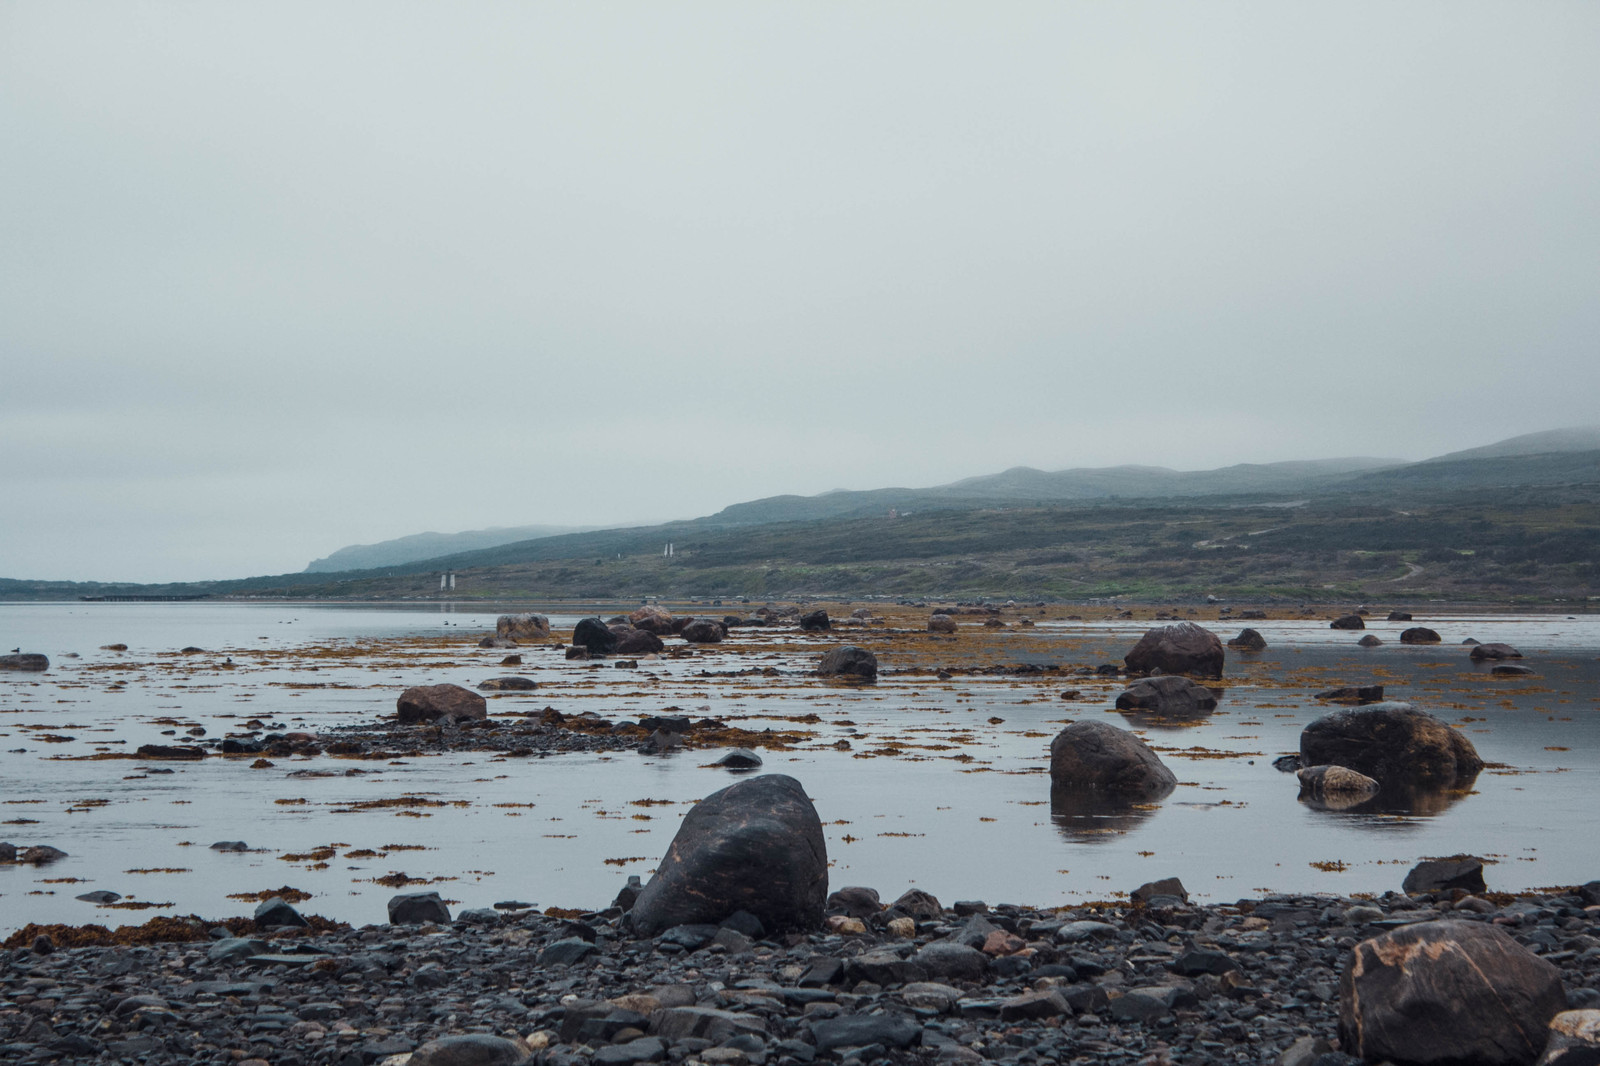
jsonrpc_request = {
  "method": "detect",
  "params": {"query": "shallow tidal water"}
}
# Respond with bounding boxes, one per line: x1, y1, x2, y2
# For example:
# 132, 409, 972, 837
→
1, 601, 1596, 936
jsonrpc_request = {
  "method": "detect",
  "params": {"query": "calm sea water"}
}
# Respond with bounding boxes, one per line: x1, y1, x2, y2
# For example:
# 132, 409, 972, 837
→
1, 601, 1596, 935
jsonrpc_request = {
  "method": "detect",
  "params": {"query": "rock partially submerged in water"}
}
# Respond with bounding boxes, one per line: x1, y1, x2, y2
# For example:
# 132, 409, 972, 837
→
1301, 702, 1482, 791
1315, 685, 1384, 704
1049, 720, 1177, 798
1358, 634, 1384, 647
397, 683, 487, 724
496, 613, 550, 641
817, 645, 877, 680
799, 610, 830, 632
0, 653, 49, 671
628, 774, 827, 936
1114, 675, 1218, 715
1330, 614, 1365, 630
1124, 622, 1225, 677
927, 613, 958, 634
1226, 628, 1266, 650
1296, 764, 1381, 802
477, 676, 537, 691
1400, 627, 1442, 644
612, 628, 666, 654
629, 605, 677, 634
1472, 642, 1524, 661
1339, 920, 1565, 1066
389, 891, 451, 925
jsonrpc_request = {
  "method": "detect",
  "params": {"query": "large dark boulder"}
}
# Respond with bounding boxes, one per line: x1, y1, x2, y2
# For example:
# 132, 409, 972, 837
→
1226, 628, 1266, 650
1471, 643, 1523, 661
388, 891, 451, 925
1330, 615, 1366, 630
1297, 765, 1381, 808
496, 614, 550, 641
613, 628, 665, 655
1339, 920, 1565, 1066
1400, 627, 1443, 645
1403, 857, 1487, 895
397, 683, 487, 724
927, 614, 958, 634
1114, 675, 1218, 716
680, 618, 726, 644
628, 774, 827, 936
629, 606, 677, 634
1300, 702, 1482, 791
799, 610, 830, 632
817, 646, 877, 680
1315, 685, 1385, 704
0, 653, 48, 672
1123, 623, 1224, 677
572, 617, 619, 655
1049, 720, 1177, 798
477, 676, 537, 691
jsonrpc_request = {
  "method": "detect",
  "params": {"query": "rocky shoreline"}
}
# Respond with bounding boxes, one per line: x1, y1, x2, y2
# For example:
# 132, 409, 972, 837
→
3, 875, 1598, 1066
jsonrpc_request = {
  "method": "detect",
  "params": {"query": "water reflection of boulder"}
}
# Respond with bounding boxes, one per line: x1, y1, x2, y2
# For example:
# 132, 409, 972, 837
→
1298, 772, 1480, 818
1050, 782, 1172, 843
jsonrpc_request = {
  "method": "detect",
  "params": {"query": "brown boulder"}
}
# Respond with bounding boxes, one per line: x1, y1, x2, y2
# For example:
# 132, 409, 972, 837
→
1123, 622, 1225, 677
680, 618, 726, 644
496, 614, 550, 641
1340, 920, 1565, 1066
1471, 643, 1523, 661
1400, 627, 1442, 645
613, 628, 665, 654
1330, 614, 1366, 630
629, 605, 677, 635
0, 653, 49, 672
1300, 702, 1482, 791
397, 683, 487, 724
927, 614, 958, 634
1049, 720, 1177, 798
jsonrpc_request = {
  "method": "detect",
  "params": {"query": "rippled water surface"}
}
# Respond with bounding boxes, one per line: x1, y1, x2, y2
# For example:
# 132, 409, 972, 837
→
2, 601, 1596, 935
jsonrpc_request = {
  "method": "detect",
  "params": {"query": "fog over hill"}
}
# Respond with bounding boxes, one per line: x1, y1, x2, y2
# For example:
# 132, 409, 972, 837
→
304, 525, 595, 573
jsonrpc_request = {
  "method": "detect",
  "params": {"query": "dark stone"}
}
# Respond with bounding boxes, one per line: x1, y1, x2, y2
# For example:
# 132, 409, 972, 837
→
721, 909, 766, 939
928, 614, 958, 634
210, 840, 249, 851
846, 951, 926, 986
0, 653, 48, 671
254, 897, 309, 929
1358, 634, 1384, 647
998, 990, 1070, 1021
1226, 628, 1267, 650
890, 887, 942, 919
396, 684, 487, 724
1400, 627, 1443, 645
573, 617, 619, 655
1114, 675, 1218, 715
809, 1013, 921, 1051
1315, 686, 1385, 704
1273, 754, 1304, 772
1330, 614, 1366, 630
18, 845, 67, 864
817, 645, 878, 680
388, 891, 451, 925
640, 715, 692, 732
1471, 642, 1523, 661
613, 629, 666, 655
799, 609, 831, 632
477, 676, 538, 691
1300, 702, 1483, 791
1049, 719, 1177, 797
613, 875, 643, 912
539, 938, 597, 966
76, 890, 121, 903
649, 1007, 767, 1043
1403, 857, 1488, 895
712, 749, 763, 769
1123, 622, 1225, 677
1388, 611, 1414, 621
680, 619, 726, 644
1492, 665, 1536, 676
1131, 877, 1188, 904
1172, 948, 1238, 975
912, 942, 989, 981
135, 744, 204, 759
627, 774, 827, 936
1340, 920, 1565, 1066
409, 1034, 532, 1065
659, 923, 720, 950
826, 886, 881, 918
1297, 765, 1382, 805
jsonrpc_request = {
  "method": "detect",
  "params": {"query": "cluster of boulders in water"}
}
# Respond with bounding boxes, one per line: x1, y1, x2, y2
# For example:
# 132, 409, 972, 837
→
4, 772, 1598, 1066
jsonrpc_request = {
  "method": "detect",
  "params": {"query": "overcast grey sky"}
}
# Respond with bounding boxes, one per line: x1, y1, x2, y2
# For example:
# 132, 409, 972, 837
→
3, 3, 1598, 583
